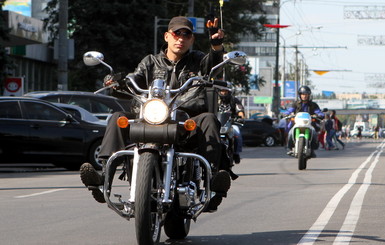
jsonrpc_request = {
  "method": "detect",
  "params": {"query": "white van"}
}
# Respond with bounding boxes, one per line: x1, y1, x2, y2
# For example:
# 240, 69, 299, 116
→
350, 122, 374, 138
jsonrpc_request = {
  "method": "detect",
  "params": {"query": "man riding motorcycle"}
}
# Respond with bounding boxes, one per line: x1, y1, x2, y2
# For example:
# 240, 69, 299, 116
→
80, 16, 231, 211
218, 89, 245, 163
284, 86, 324, 158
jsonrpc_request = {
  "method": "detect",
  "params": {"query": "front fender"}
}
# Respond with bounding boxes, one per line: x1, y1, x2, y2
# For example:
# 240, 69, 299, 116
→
137, 143, 161, 154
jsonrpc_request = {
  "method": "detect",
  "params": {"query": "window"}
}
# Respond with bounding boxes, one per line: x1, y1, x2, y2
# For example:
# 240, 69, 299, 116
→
23, 101, 67, 121
0, 101, 22, 119
65, 96, 111, 113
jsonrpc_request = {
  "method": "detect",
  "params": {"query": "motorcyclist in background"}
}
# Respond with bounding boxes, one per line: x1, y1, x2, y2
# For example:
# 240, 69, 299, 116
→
80, 16, 231, 211
218, 89, 245, 164
284, 86, 324, 158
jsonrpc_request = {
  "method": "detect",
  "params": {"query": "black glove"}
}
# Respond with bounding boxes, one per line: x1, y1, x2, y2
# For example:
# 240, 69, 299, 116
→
208, 27, 223, 46
235, 117, 244, 124
103, 72, 125, 88
207, 18, 224, 46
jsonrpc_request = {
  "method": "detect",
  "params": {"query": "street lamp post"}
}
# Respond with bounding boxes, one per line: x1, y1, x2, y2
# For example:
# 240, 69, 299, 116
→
273, 23, 281, 118
263, 23, 289, 118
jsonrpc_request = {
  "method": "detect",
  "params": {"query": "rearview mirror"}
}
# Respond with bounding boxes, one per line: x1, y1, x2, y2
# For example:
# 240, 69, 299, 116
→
83, 51, 104, 66
223, 51, 247, 65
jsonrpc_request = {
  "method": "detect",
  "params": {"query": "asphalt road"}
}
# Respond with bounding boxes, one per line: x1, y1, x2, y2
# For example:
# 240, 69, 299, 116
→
1, 138, 385, 245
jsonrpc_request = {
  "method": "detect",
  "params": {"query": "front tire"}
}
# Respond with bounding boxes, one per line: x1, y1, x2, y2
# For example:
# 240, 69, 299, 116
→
164, 210, 191, 239
298, 137, 307, 170
135, 152, 162, 245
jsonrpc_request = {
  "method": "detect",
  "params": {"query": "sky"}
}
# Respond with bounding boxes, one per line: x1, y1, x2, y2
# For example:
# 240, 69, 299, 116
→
280, 0, 385, 95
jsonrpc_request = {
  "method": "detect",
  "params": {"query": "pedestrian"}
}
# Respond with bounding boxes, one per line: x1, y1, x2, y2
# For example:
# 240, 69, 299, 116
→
324, 113, 335, 150
357, 126, 363, 139
318, 117, 326, 149
374, 124, 380, 139
318, 108, 328, 149
278, 115, 287, 147
345, 124, 351, 140
330, 110, 345, 149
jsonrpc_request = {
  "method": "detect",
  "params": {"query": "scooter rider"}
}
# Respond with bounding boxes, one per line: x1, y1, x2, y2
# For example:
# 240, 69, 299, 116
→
218, 89, 245, 164
80, 16, 231, 211
285, 86, 324, 158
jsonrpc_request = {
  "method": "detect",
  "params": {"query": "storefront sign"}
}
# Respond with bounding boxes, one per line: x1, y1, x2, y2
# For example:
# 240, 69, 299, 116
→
4, 77, 24, 96
4, 10, 47, 44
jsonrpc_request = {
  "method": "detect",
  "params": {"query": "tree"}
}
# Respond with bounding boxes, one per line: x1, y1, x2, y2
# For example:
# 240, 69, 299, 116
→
44, 0, 267, 91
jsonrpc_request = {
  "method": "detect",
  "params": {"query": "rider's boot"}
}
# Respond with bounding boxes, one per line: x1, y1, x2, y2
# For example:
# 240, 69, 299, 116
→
80, 161, 106, 203
206, 169, 231, 212
233, 153, 241, 164
228, 168, 239, 181
310, 149, 317, 158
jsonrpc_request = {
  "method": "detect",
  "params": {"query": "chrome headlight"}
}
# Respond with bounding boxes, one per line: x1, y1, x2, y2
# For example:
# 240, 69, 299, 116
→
143, 99, 169, 124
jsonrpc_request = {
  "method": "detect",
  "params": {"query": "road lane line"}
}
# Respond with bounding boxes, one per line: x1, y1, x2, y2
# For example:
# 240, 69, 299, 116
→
298, 147, 379, 245
14, 189, 66, 198
333, 143, 384, 244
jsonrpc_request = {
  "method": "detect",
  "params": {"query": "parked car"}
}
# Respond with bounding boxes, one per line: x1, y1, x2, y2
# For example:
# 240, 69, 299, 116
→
0, 97, 106, 170
24, 91, 134, 120
241, 119, 282, 147
54, 103, 107, 126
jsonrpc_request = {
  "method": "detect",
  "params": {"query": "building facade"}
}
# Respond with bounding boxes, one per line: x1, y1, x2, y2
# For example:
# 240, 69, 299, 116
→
236, 1, 279, 117
1, 0, 57, 95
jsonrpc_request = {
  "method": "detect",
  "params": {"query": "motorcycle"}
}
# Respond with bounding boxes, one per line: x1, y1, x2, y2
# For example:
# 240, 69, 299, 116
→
286, 112, 319, 170
83, 50, 247, 245
217, 101, 243, 168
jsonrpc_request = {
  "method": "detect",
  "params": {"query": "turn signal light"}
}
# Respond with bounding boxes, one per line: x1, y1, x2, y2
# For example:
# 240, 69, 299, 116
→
117, 116, 129, 128
184, 119, 196, 131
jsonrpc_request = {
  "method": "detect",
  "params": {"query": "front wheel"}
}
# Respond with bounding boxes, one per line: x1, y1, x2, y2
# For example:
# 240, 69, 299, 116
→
135, 152, 162, 245
164, 210, 191, 239
297, 137, 307, 170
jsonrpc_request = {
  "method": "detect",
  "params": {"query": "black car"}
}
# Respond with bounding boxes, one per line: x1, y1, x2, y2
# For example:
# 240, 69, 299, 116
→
0, 97, 106, 170
24, 91, 134, 120
241, 119, 281, 147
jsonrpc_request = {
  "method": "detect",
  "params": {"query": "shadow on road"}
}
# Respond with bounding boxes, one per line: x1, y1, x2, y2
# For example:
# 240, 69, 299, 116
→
161, 229, 385, 245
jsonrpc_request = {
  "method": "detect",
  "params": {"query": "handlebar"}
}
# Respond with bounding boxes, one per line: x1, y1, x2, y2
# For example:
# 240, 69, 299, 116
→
212, 80, 231, 88
98, 75, 233, 98
94, 82, 120, 94
124, 75, 207, 95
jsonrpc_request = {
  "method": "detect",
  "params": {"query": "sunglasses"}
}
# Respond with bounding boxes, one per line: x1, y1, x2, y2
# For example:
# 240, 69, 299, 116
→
169, 30, 193, 39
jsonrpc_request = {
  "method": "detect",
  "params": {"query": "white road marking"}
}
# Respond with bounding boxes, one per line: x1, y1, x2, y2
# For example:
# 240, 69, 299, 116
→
298, 141, 385, 245
14, 189, 66, 198
334, 144, 384, 244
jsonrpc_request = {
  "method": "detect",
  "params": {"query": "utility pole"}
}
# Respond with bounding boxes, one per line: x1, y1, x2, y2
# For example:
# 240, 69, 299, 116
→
264, 0, 289, 118
273, 20, 281, 118
272, 0, 281, 119
289, 45, 347, 98
188, 0, 194, 16
58, 0, 68, 91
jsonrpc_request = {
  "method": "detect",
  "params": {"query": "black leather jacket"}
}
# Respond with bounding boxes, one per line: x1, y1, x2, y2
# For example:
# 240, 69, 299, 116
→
126, 45, 224, 117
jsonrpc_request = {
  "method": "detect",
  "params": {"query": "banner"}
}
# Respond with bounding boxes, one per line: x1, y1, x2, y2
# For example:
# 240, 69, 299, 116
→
4, 77, 24, 96
284, 81, 296, 98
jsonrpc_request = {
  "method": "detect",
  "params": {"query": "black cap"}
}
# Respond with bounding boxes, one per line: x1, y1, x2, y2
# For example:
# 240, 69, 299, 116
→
168, 16, 193, 32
